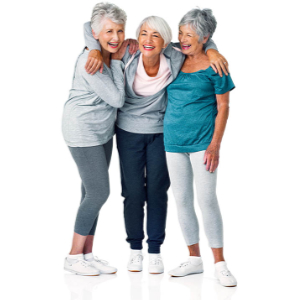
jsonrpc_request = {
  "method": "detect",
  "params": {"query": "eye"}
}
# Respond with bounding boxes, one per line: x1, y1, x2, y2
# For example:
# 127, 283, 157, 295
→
118, 30, 123, 33
153, 35, 159, 38
107, 30, 112, 33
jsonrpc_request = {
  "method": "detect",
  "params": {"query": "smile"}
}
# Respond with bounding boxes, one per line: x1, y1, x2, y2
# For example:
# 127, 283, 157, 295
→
143, 45, 155, 51
182, 44, 191, 50
108, 42, 119, 48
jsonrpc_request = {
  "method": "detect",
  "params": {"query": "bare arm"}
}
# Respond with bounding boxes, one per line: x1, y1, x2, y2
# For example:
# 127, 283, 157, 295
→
203, 92, 230, 172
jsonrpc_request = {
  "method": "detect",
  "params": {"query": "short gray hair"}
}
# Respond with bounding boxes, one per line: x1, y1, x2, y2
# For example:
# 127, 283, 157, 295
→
179, 8, 217, 42
136, 16, 172, 46
91, 2, 127, 35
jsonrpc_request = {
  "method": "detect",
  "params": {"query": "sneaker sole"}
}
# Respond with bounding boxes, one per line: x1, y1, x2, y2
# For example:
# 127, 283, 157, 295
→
64, 267, 100, 276
170, 270, 204, 277
128, 270, 142, 272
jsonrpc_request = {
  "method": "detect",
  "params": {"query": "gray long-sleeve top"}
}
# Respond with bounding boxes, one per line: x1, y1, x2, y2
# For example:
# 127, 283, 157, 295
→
62, 48, 125, 147
84, 22, 218, 134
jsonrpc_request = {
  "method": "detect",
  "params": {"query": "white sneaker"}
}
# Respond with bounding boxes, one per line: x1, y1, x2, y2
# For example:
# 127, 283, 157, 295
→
168, 256, 204, 277
149, 254, 164, 274
64, 256, 100, 276
127, 250, 143, 272
214, 261, 237, 287
89, 257, 117, 274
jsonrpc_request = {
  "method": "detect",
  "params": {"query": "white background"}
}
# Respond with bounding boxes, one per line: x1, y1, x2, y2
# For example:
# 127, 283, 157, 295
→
1, 0, 300, 299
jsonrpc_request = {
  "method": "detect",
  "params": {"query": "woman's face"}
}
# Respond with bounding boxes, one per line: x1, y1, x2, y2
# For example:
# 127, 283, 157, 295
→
93, 18, 125, 53
138, 23, 166, 58
178, 24, 209, 55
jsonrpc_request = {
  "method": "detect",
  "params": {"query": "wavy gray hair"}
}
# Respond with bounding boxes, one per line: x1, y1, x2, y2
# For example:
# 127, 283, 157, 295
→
91, 2, 127, 35
179, 8, 217, 42
136, 16, 172, 46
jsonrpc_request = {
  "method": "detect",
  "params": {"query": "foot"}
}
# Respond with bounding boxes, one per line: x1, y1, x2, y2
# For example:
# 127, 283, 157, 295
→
127, 250, 143, 272
168, 256, 204, 277
88, 256, 117, 274
214, 261, 237, 287
64, 254, 100, 276
149, 254, 164, 274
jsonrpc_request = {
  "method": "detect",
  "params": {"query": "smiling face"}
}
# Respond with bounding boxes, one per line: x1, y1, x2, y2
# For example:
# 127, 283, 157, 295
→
138, 23, 166, 58
178, 24, 209, 55
92, 18, 125, 53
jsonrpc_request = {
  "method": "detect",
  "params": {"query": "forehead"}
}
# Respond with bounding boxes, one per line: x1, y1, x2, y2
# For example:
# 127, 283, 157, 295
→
179, 24, 197, 35
101, 18, 124, 30
140, 23, 160, 35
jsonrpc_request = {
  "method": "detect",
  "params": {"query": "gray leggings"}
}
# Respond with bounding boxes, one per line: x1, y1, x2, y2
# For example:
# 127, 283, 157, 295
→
166, 151, 223, 248
68, 139, 113, 236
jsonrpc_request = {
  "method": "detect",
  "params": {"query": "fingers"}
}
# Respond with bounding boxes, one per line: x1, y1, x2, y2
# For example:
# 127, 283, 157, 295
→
85, 58, 94, 73
220, 61, 229, 76
205, 155, 211, 171
203, 151, 207, 164
89, 59, 99, 75
99, 63, 103, 74
209, 156, 219, 173
215, 62, 223, 77
210, 63, 218, 74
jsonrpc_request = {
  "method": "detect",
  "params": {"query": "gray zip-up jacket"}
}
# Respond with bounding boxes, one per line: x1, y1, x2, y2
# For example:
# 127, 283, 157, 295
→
84, 22, 218, 134
62, 48, 125, 147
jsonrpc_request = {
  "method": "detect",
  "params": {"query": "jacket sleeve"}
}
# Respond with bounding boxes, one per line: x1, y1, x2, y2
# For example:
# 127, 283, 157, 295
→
84, 22, 101, 51
81, 59, 125, 108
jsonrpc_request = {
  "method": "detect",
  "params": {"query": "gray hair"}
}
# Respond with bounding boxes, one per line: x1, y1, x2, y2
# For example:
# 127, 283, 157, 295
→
136, 16, 172, 46
179, 8, 217, 42
91, 2, 127, 35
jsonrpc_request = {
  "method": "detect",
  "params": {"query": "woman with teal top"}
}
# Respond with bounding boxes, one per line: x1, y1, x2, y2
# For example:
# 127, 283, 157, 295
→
165, 8, 237, 287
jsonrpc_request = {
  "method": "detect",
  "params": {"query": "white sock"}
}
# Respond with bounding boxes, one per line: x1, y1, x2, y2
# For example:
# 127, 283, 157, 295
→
84, 252, 94, 262
67, 253, 84, 263
149, 253, 161, 259
188, 256, 202, 266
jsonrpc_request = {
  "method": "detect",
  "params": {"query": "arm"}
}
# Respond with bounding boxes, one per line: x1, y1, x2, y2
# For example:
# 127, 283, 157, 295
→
205, 39, 229, 77
81, 59, 125, 108
203, 92, 230, 173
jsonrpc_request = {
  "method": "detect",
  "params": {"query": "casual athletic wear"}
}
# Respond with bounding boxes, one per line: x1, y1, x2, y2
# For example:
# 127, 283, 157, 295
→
164, 65, 235, 249
164, 68, 235, 152
83, 21, 219, 253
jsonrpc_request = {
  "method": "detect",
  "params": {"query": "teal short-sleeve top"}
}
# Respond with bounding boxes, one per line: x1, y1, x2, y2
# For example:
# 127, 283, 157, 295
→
164, 67, 235, 153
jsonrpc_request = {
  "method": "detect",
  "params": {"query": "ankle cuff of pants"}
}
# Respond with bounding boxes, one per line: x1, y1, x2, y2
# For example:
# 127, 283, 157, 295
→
148, 245, 161, 254
130, 242, 143, 250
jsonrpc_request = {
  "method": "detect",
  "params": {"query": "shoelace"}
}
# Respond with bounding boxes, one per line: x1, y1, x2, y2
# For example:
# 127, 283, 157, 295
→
78, 259, 91, 268
220, 269, 232, 277
179, 261, 191, 268
149, 257, 162, 266
94, 256, 109, 265
130, 254, 143, 264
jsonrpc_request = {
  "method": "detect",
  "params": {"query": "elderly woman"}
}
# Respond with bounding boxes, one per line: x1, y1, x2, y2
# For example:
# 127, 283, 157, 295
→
83, 13, 228, 274
62, 3, 138, 276
164, 8, 237, 287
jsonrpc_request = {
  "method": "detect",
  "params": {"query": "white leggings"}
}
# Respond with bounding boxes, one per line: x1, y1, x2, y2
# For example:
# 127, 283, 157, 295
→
166, 151, 223, 248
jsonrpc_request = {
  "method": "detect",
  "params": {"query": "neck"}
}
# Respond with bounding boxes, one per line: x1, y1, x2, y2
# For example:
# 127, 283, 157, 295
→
142, 54, 160, 69
185, 45, 205, 61
101, 47, 111, 65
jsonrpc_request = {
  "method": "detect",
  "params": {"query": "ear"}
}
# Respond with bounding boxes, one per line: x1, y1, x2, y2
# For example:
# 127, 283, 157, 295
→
203, 35, 210, 44
92, 29, 98, 40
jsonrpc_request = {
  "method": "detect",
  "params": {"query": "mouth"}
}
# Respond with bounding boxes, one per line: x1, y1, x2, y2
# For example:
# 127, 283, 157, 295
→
108, 42, 119, 48
143, 45, 155, 51
182, 44, 191, 50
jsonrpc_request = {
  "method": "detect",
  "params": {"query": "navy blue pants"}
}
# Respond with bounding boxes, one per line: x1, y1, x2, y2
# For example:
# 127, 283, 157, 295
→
116, 127, 170, 253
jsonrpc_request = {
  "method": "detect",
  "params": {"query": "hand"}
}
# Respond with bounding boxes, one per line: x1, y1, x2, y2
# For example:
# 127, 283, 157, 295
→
203, 143, 220, 173
111, 40, 129, 60
127, 38, 139, 55
206, 49, 229, 77
85, 49, 103, 74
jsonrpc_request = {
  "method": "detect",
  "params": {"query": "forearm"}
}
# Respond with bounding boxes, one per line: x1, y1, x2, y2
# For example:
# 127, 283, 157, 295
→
211, 104, 229, 146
